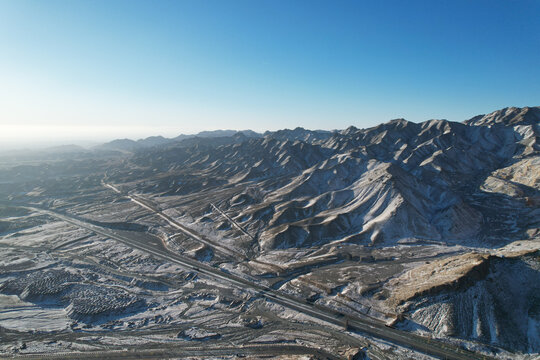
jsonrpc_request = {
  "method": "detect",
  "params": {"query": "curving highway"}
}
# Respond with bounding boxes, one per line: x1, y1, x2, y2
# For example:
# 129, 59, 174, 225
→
28, 184, 494, 360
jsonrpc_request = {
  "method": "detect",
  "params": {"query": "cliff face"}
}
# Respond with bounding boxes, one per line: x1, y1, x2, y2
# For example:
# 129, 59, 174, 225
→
387, 252, 493, 306
387, 242, 540, 353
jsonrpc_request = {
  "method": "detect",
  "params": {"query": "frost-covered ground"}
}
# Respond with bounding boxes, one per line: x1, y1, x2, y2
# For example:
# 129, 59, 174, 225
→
0, 204, 452, 359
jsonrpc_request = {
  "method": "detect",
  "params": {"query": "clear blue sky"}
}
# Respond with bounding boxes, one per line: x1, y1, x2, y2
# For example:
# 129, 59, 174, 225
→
0, 0, 539, 147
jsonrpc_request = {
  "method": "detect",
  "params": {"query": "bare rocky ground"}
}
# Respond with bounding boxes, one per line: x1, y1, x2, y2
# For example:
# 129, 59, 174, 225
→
0, 106, 539, 359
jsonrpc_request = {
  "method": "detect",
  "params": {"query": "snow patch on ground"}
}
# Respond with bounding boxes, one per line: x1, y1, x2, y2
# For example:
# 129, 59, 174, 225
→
0, 294, 72, 331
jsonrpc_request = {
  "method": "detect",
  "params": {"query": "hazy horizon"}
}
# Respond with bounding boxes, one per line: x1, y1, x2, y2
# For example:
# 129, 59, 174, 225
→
1, 0, 539, 150
2, 104, 539, 152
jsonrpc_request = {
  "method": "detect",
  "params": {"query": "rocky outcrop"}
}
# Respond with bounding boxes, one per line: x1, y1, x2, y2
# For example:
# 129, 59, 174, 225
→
390, 247, 540, 353
387, 253, 492, 306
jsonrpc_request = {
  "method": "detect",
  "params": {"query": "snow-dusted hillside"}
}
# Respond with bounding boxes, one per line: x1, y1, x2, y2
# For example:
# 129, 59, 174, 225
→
118, 106, 539, 251
1, 106, 538, 357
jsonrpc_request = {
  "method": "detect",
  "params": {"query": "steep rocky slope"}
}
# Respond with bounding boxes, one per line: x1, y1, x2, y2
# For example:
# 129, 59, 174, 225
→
112, 106, 539, 251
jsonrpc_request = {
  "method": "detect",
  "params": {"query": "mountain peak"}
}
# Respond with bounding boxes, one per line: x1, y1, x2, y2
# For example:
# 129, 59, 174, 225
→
465, 106, 540, 126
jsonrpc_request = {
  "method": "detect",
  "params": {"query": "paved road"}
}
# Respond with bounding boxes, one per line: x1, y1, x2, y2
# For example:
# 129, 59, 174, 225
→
9, 344, 340, 360
106, 182, 282, 273
112, 184, 244, 260
29, 199, 493, 360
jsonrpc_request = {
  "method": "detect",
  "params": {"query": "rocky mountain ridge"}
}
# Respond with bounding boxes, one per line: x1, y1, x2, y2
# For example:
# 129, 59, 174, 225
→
110, 106, 539, 251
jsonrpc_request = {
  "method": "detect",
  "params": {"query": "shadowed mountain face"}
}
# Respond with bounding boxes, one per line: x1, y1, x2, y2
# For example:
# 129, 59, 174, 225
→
109, 106, 539, 251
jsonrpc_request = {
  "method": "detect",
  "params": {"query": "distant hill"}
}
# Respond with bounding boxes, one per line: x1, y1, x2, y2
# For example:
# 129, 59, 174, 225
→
264, 127, 333, 143
97, 130, 262, 153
